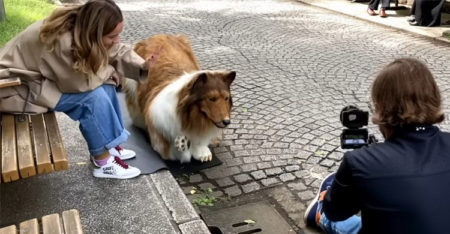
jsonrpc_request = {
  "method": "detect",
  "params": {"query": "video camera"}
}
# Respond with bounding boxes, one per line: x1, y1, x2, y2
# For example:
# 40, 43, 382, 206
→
340, 106, 377, 149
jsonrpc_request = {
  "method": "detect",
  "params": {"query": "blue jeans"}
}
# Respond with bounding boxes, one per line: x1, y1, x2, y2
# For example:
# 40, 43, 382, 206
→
319, 213, 362, 234
53, 84, 129, 156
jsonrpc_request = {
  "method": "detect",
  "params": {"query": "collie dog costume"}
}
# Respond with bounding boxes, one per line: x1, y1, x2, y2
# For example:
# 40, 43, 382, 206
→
122, 35, 236, 163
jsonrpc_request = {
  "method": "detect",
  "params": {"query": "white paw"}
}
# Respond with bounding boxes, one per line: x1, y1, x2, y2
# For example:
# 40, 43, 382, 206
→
174, 135, 190, 152
191, 146, 213, 162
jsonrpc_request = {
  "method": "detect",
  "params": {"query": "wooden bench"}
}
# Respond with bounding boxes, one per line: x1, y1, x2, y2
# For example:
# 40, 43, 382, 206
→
0, 209, 83, 234
0, 77, 69, 183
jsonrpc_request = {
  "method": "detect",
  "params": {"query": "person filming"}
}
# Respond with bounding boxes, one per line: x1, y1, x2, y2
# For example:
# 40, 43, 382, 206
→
304, 57, 450, 234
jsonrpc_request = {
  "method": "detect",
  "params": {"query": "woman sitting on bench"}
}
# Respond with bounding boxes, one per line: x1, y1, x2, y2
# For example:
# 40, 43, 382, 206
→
0, 0, 156, 179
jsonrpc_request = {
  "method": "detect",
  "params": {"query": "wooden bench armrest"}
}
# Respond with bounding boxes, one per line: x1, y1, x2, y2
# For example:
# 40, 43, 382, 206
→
0, 77, 21, 88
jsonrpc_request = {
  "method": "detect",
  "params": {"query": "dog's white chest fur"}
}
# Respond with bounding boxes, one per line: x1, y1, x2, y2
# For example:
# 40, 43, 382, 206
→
149, 72, 196, 140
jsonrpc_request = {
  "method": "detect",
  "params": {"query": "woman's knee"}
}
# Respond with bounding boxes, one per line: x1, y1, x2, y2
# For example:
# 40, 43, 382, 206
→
84, 86, 110, 103
100, 84, 117, 100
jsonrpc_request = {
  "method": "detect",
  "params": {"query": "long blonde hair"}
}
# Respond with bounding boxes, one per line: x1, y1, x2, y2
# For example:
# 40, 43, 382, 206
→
40, 0, 123, 75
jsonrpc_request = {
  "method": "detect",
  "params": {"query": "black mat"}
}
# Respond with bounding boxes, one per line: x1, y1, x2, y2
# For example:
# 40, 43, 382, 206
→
118, 92, 222, 175
165, 156, 222, 177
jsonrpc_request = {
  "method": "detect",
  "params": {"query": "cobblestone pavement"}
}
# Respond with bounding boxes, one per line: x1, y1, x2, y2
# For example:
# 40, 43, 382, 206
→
117, 0, 450, 232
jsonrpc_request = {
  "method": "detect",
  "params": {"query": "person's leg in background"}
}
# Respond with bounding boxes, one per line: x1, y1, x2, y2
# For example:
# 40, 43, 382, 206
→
408, 0, 417, 23
53, 84, 140, 179
367, 0, 380, 15
428, 0, 446, 26
379, 0, 391, 17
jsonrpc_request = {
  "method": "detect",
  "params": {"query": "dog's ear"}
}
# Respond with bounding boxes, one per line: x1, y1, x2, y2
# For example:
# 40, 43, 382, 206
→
192, 72, 208, 90
223, 71, 236, 88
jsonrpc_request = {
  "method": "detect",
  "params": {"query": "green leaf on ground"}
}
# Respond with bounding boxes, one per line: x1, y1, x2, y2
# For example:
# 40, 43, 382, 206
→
244, 219, 256, 224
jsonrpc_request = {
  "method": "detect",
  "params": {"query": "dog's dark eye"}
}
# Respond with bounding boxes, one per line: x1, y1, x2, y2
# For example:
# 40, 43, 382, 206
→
209, 97, 217, 102
225, 97, 229, 101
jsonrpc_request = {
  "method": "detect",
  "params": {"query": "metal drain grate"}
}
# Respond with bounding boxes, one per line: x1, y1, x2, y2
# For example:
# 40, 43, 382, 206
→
201, 201, 295, 234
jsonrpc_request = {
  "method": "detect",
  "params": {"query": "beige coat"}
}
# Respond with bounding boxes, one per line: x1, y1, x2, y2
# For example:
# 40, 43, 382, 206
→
0, 20, 147, 114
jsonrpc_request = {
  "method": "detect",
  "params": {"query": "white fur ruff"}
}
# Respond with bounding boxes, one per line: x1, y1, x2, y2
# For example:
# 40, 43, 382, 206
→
147, 71, 220, 163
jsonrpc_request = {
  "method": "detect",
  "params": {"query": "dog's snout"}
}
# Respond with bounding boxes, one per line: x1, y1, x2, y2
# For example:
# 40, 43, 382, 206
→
222, 119, 230, 126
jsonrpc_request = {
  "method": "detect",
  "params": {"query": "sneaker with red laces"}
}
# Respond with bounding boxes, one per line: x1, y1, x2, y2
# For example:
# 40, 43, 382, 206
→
304, 173, 336, 227
367, 8, 376, 16
93, 156, 141, 179
380, 8, 387, 18
109, 145, 136, 160
91, 146, 136, 167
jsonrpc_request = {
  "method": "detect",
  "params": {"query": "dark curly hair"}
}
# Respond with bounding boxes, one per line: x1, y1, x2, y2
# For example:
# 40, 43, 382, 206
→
371, 58, 444, 139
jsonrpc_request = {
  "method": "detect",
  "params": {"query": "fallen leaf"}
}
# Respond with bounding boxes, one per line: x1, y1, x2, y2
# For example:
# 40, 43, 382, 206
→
244, 219, 256, 224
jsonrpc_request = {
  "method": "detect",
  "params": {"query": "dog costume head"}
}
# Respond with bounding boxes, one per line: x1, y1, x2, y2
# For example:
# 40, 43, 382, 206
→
178, 70, 236, 131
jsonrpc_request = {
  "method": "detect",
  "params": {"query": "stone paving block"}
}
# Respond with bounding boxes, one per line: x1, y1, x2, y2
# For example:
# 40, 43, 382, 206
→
288, 181, 308, 191
198, 182, 216, 190
242, 181, 262, 193
294, 170, 311, 179
257, 162, 272, 169
240, 164, 257, 172
216, 151, 233, 159
261, 155, 277, 161
250, 170, 267, 180
320, 159, 335, 167
216, 177, 235, 187
279, 173, 296, 182
243, 156, 260, 163
189, 174, 203, 183
265, 167, 284, 176
297, 190, 316, 201
235, 150, 251, 157
233, 174, 253, 183
224, 185, 243, 197
286, 165, 300, 172
273, 160, 288, 167
261, 178, 281, 187
225, 158, 243, 167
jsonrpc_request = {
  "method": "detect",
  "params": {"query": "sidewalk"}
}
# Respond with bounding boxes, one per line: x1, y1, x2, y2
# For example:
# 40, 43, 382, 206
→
0, 113, 210, 234
296, 0, 450, 44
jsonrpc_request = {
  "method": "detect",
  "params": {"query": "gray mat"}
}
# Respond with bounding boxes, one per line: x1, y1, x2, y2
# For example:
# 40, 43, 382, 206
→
118, 92, 222, 175
119, 92, 167, 174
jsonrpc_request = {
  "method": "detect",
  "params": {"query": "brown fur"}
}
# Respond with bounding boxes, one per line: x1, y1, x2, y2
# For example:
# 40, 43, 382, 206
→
124, 34, 235, 161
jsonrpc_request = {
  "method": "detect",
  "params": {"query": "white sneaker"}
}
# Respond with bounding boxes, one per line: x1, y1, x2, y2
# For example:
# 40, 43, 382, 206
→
109, 146, 136, 160
91, 146, 136, 167
93, 156, 141, 179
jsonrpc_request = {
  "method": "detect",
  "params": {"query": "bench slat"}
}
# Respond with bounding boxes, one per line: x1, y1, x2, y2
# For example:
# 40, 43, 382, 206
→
0, 225, 16, 234
0, 77, 21, 89
15, 115, 36, 178
44, 113, 68, 171
62, 209, 83, 234
19, 218, 39, 234
30, 114, 53, 174
42, 213, 63, 234
1, 114, 19, 182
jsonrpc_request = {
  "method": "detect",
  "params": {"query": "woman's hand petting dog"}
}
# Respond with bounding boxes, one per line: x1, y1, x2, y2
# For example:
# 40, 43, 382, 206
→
109, 72, 121, 87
